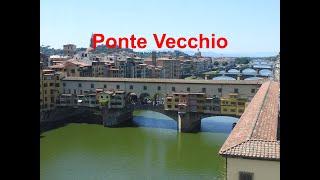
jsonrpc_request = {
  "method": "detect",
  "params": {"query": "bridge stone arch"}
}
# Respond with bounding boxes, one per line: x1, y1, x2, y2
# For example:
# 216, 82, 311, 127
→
153, 92, 165, 104
139, 93, 151, 104
133, 104, 179, 121
199, 113, 240, 120
126, 92, 138, 103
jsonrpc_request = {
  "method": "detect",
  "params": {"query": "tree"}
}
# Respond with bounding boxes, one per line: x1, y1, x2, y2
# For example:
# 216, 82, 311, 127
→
213, 61, 219, 66
235, 57, 250, 64
222, 62, 228, 66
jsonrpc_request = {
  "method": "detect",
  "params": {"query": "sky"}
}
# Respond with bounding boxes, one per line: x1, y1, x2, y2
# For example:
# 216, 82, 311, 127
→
40, 0, 279, 56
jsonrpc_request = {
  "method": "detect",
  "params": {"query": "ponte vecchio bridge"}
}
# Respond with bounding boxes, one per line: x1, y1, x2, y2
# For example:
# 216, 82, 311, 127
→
57, 77, 266, 132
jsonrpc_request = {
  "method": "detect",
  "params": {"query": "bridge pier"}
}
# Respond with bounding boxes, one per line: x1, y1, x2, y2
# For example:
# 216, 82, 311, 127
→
102, 106, 133, 127
178, 112, 201, 133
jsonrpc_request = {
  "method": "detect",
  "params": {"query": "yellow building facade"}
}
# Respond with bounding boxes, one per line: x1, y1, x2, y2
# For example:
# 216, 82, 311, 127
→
40, 69, 62, 111
220, 93, 248, 116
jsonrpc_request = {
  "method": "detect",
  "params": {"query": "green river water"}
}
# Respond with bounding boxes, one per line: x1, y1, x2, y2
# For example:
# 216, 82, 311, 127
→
40, 111, 237, 180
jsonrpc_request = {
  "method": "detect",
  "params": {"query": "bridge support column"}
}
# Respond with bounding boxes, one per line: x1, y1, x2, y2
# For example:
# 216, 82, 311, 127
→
102, 106, 133, 127
178, 112, 201, 133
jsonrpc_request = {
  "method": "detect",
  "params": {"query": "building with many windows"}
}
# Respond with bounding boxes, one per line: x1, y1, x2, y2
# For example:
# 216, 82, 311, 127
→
220, 93, 248, 116
96, 90, 126, 109
63, 44, 76, 57
40, 68, 62, 112
157, 58, 181, 79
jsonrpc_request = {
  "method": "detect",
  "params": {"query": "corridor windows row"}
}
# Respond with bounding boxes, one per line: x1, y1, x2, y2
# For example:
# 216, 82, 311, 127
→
64, 83, 255, 96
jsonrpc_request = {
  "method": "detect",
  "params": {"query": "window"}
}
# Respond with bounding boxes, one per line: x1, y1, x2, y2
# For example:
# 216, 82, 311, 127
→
174, 105, 178, 108
104, 84, 107, 88
56, 76, 59, 80
187, 87, 190, 92
80, 90, 82, 94
78, 83, 82, 87
49, 83, 54, 87
234, 88, 239, 93
130, 85, 133, 89
143, 86, 147, 90
44, 83, 48, 87
172, 87, 175, 92
74, 89, 76, 94
239, 172, 253, 180
71, 69, 75, 73
63, 83, 66, 87
251, 89, 255, 93
44, 90, 47, 94
91, 84, 94, 88
55, 83, 60, 87
158, 86, 161, 90
167, 105, 172, 108
116, 85, 120, 89
202, 88, 206, 93
218, 88, 222, 93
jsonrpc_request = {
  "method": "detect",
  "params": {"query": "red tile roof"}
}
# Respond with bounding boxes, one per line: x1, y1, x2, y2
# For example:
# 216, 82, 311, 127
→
219, 81, 280, 161
49, 63, 65, 69
66, 59, 91, 67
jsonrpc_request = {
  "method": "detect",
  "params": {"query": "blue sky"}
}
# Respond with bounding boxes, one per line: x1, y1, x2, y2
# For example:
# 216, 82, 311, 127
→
40, 0, 279, 55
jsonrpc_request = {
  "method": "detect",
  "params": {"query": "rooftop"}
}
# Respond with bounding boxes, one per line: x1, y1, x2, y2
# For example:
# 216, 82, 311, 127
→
219, 81, 280, 161
66, 59, 91, 67
62, 77, 263, 85
49, 63, 65, 69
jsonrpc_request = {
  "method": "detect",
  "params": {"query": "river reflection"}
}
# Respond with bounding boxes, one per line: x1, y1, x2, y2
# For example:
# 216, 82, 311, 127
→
41, 111, 237, 180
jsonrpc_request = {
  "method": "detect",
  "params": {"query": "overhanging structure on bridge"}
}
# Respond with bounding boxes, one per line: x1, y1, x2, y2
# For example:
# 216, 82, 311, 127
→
62, 77, 263, 100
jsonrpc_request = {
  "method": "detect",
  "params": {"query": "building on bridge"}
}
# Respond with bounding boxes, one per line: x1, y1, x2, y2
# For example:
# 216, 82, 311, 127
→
60, 77, 262, 102
164, 92, 247, 115
97, 90, 126, 109
164, 92, 207, 112
220, 93, 248, 116
219, 81, 280, 180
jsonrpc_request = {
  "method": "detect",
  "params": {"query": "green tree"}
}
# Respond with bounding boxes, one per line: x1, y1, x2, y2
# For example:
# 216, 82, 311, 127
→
235, 57, 250, 64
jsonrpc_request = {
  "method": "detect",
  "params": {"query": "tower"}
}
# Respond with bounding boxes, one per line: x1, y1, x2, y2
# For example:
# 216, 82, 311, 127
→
89, 33, 93, 48
152, 51, 157, 66
86, 33, 94, 52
